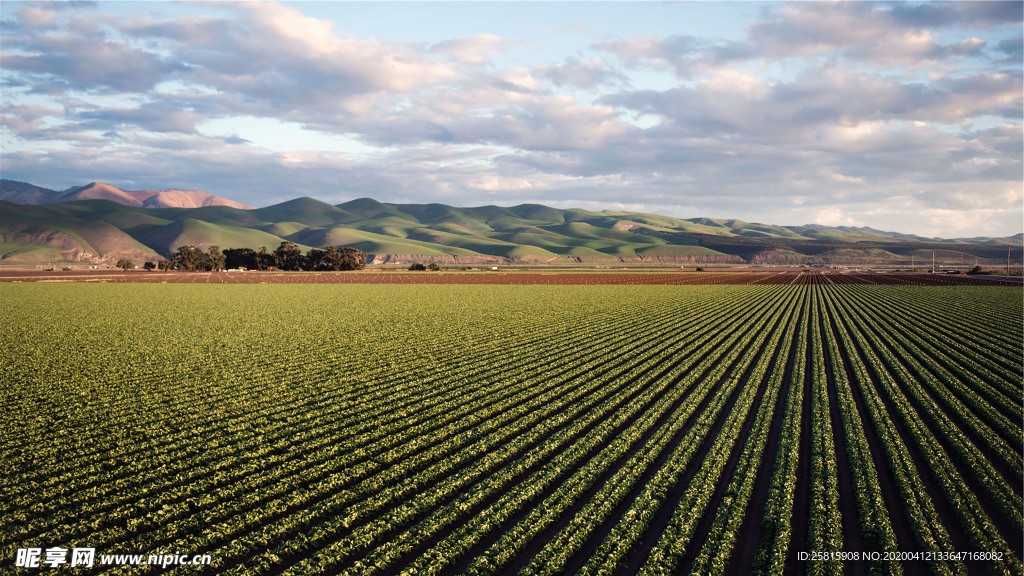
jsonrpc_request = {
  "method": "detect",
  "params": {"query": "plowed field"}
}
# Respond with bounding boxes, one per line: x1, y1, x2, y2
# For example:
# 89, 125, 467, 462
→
0, 268, 1017, 286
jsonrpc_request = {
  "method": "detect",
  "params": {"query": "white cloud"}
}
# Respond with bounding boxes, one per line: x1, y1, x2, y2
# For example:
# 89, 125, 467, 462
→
0, 1, 1020, 237
430, 34, 507, 64
539, 57, 629, 89
813, 207, 858, 227
232, 2, 344, 58
16, 6, 59, 29
915, 206, 1018, 237
703, 69, 768, 100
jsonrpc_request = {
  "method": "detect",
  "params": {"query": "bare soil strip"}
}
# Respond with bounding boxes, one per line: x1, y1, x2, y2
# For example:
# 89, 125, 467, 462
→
819, 298, 870, 575
671, 297, 796, 576
2, 269, 1019, 285
433, 296, 768, 576
833, 297, 986, 572
785, 300, 814, 576
823, 297, 930, 574
725, 293, 804, 575
841, 296, 1024, 552
609, 292, 797, 575
235, 307, 697, 576
368, 322, 725, 576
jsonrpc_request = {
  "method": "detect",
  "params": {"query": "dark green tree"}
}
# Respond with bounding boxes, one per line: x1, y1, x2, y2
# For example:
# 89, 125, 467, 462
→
409, 262, 427, 271
116, 259, 134, 271
303, 246, 367, 271
306, 248, 329, 271
324, 246, 367, 271
427, 262, 441, 271
274, 242, 304, 271
256, 247, 274, 271
172, 245, 204, 271
335, 246, 367, 270
206, 245, 226, 271
143, 261, 156, 270
224, 248, 259, 270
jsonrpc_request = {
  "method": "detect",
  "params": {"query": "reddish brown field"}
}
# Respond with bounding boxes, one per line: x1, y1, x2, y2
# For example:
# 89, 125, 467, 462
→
1, 268, 1018, 286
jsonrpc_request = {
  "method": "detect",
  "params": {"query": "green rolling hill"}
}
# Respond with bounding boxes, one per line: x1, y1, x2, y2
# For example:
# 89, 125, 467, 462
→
0, 182, 1020, 267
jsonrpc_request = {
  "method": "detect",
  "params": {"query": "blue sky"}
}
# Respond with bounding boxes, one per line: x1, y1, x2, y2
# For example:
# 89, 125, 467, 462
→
1, 1, 1021, 237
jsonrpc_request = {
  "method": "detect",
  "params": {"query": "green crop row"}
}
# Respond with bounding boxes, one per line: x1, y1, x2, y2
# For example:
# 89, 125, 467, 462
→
1, 284, 1019, 576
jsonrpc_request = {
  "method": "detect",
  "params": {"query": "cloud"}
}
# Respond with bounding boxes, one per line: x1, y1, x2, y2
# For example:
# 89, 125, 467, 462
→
230, 1, 344, 58
889, 1, 1023, 28
993, 35, 1024, 63
603, 66, 1022, 146
113, 2, 455, 113
14, 6, 59, 29
814, 207, 858, 227
221, 3, 454, 94
120, 16, 233, 45
598, 2, 1021, 73
454, 96, 632, 151
0, 103, 63, 137
1, 32, 187, 92
75, 101, 204, 134
341, 89, 634, 153
538, 57, 629, 89
743, 3, 947, 65
429, 34, 507, 64
0, 1, 1020, 237
593, 35, 707, 76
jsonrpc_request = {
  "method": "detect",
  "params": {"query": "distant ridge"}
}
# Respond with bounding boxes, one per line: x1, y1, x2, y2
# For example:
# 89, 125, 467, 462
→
0, 180, 254, 210
0, 180, 1020, 266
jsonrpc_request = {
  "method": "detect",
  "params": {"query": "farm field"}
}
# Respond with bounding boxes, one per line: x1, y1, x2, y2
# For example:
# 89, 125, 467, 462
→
0, 268, 1019, 286
2, 283, 1022, 575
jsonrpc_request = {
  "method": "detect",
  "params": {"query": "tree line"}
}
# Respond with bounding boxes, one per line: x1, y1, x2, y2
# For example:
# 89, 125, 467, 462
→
119, 242, 367, 272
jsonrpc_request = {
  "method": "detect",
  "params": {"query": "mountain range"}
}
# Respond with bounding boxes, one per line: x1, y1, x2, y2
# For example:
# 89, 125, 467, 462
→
0, 180, 1019, 266
0, 180, 253, 210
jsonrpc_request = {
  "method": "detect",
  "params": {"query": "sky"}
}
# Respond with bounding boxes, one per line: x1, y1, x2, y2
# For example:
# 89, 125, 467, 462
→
1, 1, 1021, 238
